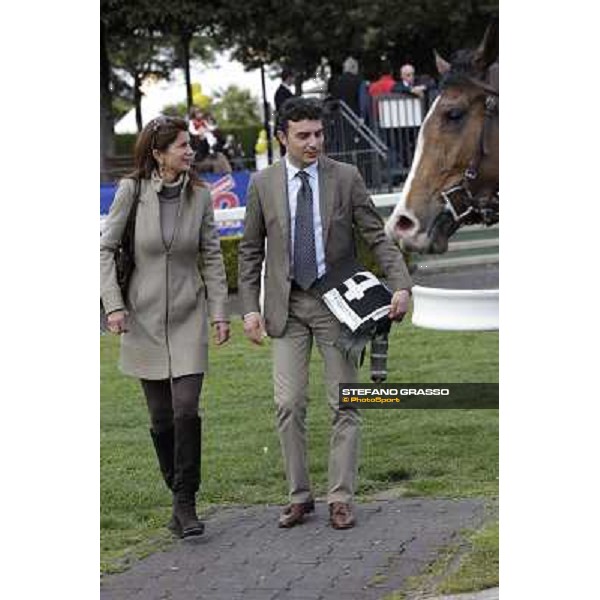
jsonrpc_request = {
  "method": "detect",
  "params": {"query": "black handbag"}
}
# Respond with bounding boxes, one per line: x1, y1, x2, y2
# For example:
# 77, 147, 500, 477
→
114, 177, 141, 299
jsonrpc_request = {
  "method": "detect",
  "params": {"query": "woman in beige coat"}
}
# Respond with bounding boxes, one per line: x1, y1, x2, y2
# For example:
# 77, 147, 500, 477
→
101, 116, 230, 538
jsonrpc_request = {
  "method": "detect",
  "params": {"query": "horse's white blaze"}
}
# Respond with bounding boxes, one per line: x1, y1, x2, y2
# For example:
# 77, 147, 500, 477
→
385, 97, 440, 242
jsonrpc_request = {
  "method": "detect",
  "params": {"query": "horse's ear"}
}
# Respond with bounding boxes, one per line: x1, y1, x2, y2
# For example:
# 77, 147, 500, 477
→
472, 24, 498, 73
434, 50, 451, 75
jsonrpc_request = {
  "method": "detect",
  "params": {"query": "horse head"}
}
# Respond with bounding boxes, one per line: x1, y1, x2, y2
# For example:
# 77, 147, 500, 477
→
386, 27, 499, 254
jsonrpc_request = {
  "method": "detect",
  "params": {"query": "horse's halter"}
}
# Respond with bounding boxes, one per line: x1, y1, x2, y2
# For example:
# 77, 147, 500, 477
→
427, 79, 499, 241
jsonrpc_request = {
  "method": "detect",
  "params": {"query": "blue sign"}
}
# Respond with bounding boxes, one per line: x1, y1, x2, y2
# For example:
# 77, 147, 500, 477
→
100, 183, 117, 215
100, 171, 252, 236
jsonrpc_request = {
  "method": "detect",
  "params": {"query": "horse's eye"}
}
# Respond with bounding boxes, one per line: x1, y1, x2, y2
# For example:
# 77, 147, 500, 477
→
445, 108, 465, 122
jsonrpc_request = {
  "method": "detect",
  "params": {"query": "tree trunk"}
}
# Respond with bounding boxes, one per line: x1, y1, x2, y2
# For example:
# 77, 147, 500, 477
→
100, 20, 115, 181
134, 73, 143, 132
260, 63, 273, 164
181, 30, 192, 111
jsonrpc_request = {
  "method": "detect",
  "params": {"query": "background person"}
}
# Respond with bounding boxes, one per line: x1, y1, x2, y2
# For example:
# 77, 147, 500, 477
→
391, 63, 428, 98
188, 108, 232, 174
328, 56, 369, 121
238, 98, 412, 530
189, 107, 219, 152
274, 69, 295, 157
222, 133, 246, 170
274, 68, 295, 113
368, 61, 397, 97
100, 116, 230, 538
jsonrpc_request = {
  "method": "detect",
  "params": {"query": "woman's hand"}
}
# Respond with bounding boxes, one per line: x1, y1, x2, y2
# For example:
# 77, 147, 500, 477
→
213, 321, 230, 345
107, 310, 128, 335
243, 313, 267, 345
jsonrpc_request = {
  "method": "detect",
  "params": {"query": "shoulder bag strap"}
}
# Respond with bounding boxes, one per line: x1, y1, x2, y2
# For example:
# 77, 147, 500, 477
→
122, 177, 141, 255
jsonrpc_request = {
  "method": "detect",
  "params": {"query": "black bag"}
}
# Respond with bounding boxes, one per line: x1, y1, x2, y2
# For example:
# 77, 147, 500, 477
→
114, 177, 141, 299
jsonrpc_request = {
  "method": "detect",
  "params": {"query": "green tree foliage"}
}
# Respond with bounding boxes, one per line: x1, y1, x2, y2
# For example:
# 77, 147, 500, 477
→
353, 0, 498, 79
161, 84, 261, 130
214, 0, 498, 85
109, 32, 176, 131
213, 0, 352, 92
101, 0, 167, 149
212, 85, 261, 129
100, 0, 498, 172
101, 0, 220, 140
162, 102, 190, 118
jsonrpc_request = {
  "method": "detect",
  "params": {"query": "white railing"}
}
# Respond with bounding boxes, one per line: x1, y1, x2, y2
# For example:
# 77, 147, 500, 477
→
100, 193, 402, 233
212, 192, 401, 223
377, 97, 424, 128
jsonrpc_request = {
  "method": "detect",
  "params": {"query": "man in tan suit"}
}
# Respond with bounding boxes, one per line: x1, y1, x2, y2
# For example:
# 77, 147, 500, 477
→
238, 97, 412, 529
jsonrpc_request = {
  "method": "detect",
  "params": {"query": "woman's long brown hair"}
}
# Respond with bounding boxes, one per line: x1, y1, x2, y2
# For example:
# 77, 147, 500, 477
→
124, 116, 205, 190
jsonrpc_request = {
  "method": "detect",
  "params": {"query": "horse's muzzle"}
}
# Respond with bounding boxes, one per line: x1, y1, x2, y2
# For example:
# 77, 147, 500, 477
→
387, 209, 449, 254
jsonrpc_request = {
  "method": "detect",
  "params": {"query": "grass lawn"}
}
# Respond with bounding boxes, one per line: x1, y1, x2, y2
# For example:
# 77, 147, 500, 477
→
439, 519, 500, 594
101, 315, 499, 577
386, 517, 499, 599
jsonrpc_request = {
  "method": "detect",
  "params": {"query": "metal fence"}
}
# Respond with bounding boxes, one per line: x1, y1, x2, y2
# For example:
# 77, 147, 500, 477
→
370, 95, 423, 182
321, 91, 439, 189
322, 98, 391, 192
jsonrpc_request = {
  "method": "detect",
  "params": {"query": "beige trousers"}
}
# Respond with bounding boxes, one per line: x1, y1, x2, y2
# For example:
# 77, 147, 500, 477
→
272, 288, 360, 505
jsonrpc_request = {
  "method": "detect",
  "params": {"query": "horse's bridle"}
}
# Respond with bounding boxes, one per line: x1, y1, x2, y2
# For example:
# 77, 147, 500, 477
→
427, 82, 499, 241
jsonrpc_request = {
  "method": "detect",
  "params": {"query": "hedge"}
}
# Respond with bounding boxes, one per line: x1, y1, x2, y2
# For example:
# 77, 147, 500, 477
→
114, 134, 137, 156
217, 234, 410, 293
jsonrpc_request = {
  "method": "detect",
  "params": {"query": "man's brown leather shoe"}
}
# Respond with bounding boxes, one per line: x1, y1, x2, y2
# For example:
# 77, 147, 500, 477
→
278, 499, 315, 528
329, 502, 355, 529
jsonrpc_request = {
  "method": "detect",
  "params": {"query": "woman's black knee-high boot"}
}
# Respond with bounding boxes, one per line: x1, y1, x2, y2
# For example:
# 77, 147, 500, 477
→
150, 426, 182, 535
172, 415, 204, 537
150, 426, 175, 489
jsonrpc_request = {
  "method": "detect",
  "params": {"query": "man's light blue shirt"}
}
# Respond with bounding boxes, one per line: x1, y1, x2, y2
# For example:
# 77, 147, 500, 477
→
285, 156, 326, 278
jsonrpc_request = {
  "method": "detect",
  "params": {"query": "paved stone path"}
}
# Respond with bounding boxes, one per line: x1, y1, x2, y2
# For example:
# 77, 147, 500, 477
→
101, 497, 489, 600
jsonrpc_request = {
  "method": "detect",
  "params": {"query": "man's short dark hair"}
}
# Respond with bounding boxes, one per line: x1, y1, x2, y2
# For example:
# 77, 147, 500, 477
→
281, 68, 293, 81
276, 97, 324, 133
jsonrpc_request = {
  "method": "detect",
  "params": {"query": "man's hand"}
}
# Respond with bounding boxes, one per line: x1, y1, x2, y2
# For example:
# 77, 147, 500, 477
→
388, 290, 411, 322
243, 312, 267, 345
106, 309, 128, 335
213, 321, 230, 346
411, 85, 426, 98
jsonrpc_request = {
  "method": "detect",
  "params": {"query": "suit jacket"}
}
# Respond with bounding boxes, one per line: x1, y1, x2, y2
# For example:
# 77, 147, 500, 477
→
100, 173, 228, 378
238, 156, 412, 337
274, 84, 294, 112
391, 80, 414, 95
329, 72, 363, 116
